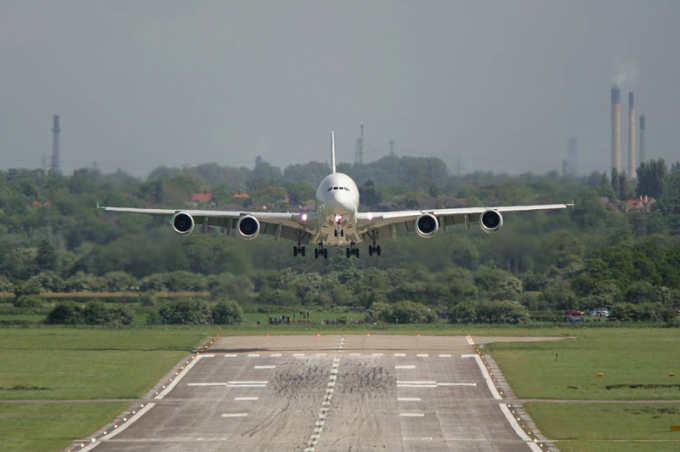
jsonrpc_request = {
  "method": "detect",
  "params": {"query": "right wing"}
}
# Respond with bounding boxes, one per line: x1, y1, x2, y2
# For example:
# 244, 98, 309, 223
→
356, 203, 573, 240
98, 205, 316, 244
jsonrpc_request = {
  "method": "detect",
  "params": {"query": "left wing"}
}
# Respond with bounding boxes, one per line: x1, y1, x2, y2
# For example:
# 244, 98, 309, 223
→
356, 203, 573, 240
98, 205, 316, 244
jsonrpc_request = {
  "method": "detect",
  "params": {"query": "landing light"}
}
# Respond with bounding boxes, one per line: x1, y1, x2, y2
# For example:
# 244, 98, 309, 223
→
367, 213, 373, 221
334, 214, 343, 223
301, 213, 308, 222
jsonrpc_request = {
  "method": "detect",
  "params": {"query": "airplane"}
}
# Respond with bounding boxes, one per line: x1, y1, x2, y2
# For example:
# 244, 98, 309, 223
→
99, 132, 573, 259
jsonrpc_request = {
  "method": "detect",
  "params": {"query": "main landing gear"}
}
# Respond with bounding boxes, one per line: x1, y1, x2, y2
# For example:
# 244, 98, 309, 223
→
314, 246, 328, 259
293, 245, 306, 257
368, 245, 382, 256
346, 245, 360, 258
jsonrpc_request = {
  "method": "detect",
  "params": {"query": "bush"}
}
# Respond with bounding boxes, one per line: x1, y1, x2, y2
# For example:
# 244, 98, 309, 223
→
211, 299, 243, 325
155, 298, 212, 325
13, 295, 44, 308
47, 302, 82, 325
449, 300, 530, 324
46, 300, 132, 326
368, 300, 435, 324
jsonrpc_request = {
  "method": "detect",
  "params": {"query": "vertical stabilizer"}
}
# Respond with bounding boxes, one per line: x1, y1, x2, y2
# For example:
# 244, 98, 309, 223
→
331, 131, 337, 173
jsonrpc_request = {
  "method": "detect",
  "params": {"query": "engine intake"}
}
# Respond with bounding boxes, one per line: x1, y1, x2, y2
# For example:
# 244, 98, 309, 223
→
480, 209, 503, 234
237, 215, 260, 240
172, 212, 195, 235
415, 213, 439, 238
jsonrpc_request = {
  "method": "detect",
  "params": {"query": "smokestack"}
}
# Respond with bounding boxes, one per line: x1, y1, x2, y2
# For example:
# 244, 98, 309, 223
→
567, 137, 578, 177
639, 114, 646, 164
628, 92, 636, 179
611, 86, 621, 173
51, 115, 62, 176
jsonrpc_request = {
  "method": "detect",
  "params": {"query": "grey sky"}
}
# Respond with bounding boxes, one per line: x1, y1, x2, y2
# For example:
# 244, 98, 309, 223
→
1, 0, 679, 177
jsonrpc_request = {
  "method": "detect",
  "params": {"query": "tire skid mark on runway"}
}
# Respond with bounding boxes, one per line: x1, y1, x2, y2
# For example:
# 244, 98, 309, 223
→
305, 356, 340, 452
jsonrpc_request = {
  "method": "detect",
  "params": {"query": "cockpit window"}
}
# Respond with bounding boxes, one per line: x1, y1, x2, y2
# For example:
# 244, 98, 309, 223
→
327, 187, 332, 192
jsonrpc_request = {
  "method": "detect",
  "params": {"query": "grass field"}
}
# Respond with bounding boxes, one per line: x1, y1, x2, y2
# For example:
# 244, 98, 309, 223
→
0, 403, 128, 452
486, 329, 680, 400
526, 402, 680, 452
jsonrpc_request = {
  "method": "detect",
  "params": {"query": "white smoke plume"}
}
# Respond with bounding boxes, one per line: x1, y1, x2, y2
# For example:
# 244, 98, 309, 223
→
612, 58, 638, 86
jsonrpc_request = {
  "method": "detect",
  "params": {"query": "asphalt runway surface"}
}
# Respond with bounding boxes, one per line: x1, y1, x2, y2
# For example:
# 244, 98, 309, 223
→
84, 336, 547, 452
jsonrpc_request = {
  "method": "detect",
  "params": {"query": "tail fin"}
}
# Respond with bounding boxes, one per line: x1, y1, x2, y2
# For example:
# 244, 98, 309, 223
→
330, 131, 337, 174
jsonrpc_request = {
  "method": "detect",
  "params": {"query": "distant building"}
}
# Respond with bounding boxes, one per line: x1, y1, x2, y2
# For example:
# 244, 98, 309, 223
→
626, 196, 655, 212
189, 192, 212, 204
233, 191, 250, 199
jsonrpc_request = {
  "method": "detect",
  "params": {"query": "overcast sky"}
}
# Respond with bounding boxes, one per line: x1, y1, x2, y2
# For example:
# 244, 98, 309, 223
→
1, 0, 679, 177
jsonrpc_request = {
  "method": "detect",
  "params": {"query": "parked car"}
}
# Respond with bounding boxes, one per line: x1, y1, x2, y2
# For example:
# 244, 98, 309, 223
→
589, 308, 610, 317
565, 310, 584, 316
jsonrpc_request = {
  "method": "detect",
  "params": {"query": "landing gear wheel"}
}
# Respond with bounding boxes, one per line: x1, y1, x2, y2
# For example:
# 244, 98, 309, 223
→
334, 230, 338, 237
340, 230, 344, 237
293, 246, 298, 257
314, 249, 319, 259
323, 249, 328, 259
369, 246, 373, 256
376, 245, 381, 256
355, 248, 360, 258
346, 248, 351, 259
300, 246, 306, 257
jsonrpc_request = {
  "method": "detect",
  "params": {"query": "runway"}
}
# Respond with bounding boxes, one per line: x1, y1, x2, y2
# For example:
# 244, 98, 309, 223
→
82, 336, 547, 452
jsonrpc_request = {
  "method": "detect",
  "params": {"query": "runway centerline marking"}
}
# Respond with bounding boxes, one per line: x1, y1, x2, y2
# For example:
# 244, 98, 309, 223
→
234, 397, 259, 401
221, 413, 248, 418
398, 397, 422, 401
254, 365, 276, 369
396, 365, 416, 369
307, 357, 341, 450
400, 413, 425, 417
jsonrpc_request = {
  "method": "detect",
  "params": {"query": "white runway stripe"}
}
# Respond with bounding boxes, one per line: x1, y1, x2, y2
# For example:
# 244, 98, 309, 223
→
254, 365, 276, 369
234, 397, 259, 401
221, 413, 248, 418
400, 413, 425, 417
396, 365, 416, 369
398, 397, 422, 401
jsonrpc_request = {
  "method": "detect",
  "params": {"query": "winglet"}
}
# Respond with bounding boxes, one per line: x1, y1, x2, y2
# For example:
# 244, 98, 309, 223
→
96, 202, 104, 210
330, 131, 336, 174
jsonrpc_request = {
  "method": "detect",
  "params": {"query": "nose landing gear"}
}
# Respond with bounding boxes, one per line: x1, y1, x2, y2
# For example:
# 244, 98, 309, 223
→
368, 245, 381, 256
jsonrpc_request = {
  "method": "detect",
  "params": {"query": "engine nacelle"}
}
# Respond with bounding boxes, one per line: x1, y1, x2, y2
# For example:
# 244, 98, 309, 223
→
237, 215, 260, 240
415, 213, 439, 238
172, 212, 195, 235
480, 209, 503, 234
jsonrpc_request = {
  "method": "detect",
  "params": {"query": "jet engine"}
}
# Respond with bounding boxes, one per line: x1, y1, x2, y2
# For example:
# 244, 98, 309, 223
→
480, 209, 503, 234
172, 212, 195, 235
415, 213, 439, 238
237, 215, 260, 240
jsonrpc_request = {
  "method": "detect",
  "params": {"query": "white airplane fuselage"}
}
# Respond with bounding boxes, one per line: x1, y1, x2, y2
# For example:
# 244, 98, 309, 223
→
314, 172, 360, 246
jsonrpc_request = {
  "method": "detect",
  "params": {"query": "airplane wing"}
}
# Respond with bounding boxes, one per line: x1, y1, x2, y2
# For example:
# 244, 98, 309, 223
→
98, 205, 316, 244
356, 203, 573, 241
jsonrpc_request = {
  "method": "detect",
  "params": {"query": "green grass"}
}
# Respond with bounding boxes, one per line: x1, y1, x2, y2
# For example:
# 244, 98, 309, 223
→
526, 402, 680, 452
0, 329, 211, 400
487, 328, 680, 400
0, 403, 128, 452
0, 314, 45, 322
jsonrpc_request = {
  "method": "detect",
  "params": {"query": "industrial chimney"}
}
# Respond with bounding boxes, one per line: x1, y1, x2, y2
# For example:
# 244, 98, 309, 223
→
628, 92, 636, 179
639, 114, 646, 164
611, 86, 621, 173
51, 115, 62, 176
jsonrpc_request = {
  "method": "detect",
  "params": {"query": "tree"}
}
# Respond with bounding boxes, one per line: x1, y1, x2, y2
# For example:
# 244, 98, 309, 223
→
47, 302, 82, 325
35, 240, 57, 272
636, 159, 667, 198
212, 299, 244, 324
